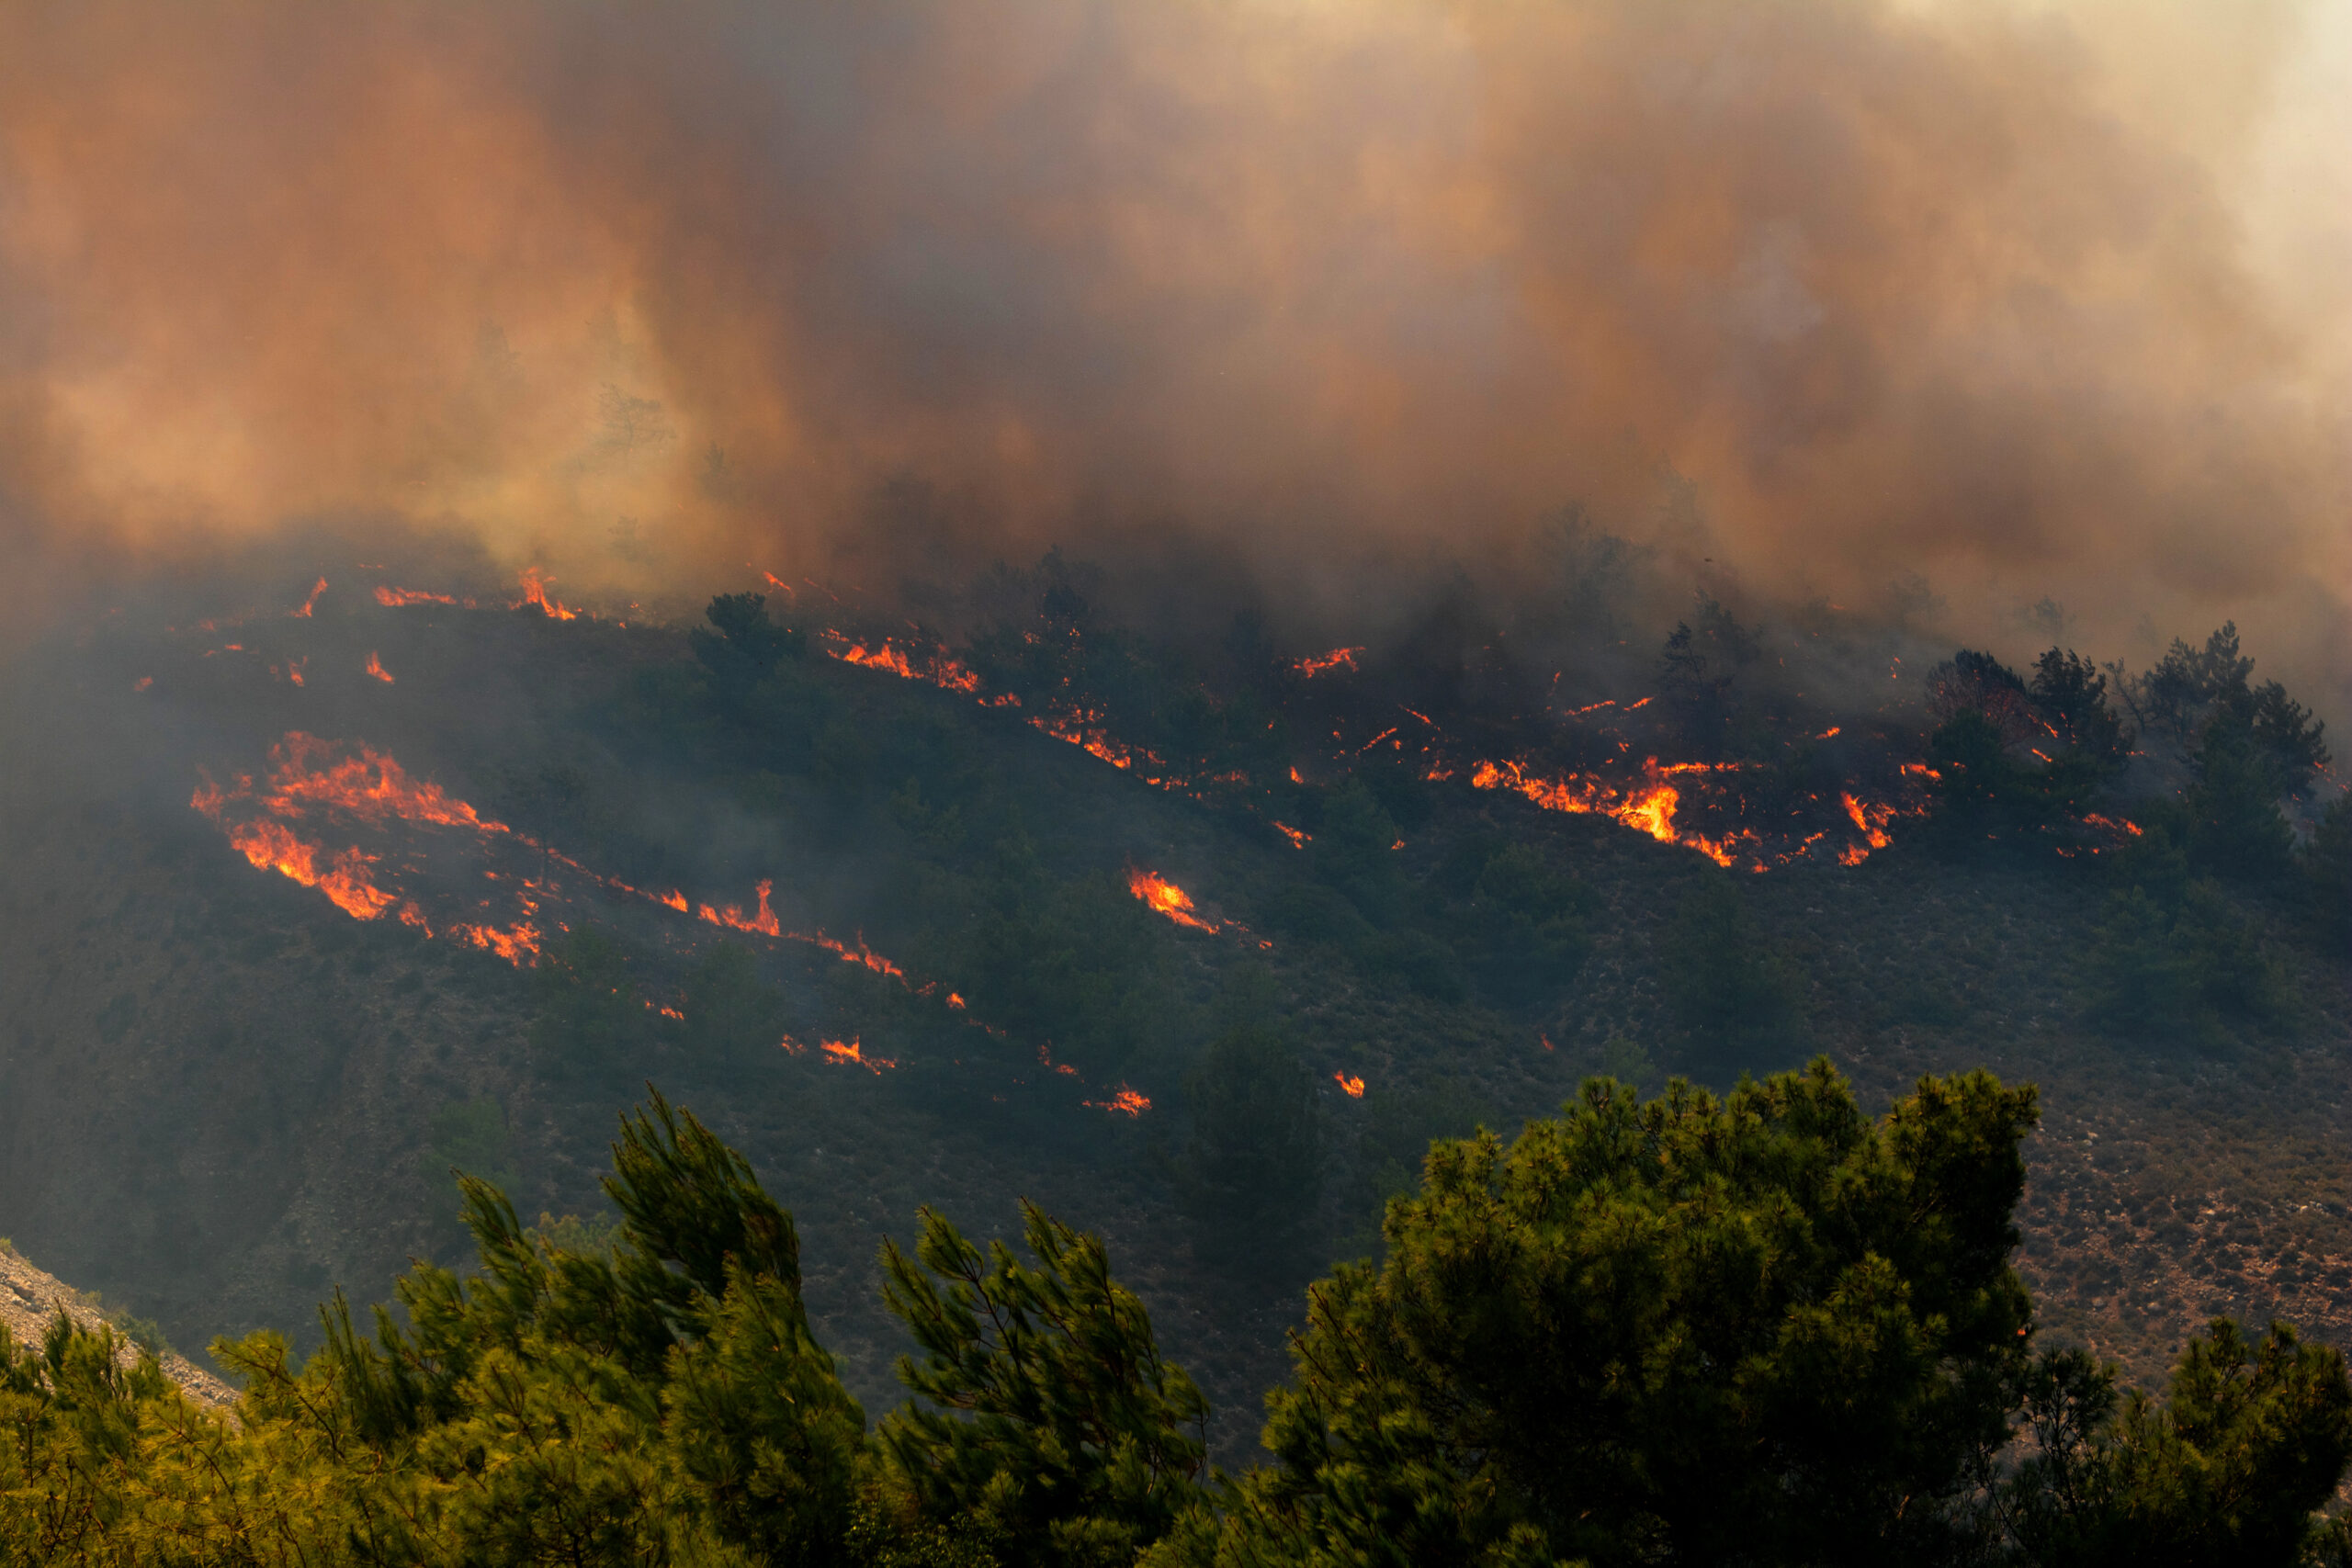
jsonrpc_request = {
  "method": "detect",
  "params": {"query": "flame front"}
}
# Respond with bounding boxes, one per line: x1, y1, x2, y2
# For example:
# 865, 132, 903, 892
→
1333, 1072, 1365, 1098
224, 819, 401, 921
259, 733, 508, 832
1291, 647, 1363, 678
291, 577, 327, 617
1086, 1087, 1150, 1115
375, 585, 460, 607
1127, 867, 1216, 931
365, 651, 394, 683
820, 1037, 896, 1073
1471, 758, 1742, 868
515, 567, 579, 620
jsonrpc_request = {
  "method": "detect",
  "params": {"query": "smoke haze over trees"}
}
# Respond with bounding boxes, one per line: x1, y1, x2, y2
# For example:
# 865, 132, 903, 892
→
0, 1, 2346, 718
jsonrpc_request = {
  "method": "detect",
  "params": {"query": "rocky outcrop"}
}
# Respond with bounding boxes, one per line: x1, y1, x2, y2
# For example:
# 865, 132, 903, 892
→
0, 1241, 238, 1411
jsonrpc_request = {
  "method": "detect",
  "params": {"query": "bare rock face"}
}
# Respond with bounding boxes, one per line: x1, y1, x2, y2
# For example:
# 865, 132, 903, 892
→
0, 1240, 239, 1411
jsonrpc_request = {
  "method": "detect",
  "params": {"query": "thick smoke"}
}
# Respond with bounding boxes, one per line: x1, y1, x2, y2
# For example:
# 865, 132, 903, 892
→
0, 2, 2345, 702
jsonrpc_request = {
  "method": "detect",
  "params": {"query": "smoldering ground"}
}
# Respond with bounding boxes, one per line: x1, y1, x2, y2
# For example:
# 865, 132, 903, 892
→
0, 1, 2346, 714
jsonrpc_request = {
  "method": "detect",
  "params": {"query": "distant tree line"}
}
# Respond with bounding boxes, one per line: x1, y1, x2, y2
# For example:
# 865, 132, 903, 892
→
8, 1071, 2352, 1566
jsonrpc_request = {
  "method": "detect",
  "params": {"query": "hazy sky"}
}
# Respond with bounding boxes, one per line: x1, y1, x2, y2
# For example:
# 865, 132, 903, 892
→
1, 1, 2344, 691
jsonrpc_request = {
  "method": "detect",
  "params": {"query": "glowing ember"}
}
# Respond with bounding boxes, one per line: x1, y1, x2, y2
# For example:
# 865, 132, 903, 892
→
658, 1005, 685, 1021
375, 586, 460, 607
290, 577, 327, 617
1085, 1087, 1150, 1116
1291, 647, 1363, 678
1272, 822, 1309, 849
1333, 1072, 1365, 1098
1126, 867, 1216, 931
133, 677, 153, 692
820, 1037, 895, 1073
365, 652, 394, 683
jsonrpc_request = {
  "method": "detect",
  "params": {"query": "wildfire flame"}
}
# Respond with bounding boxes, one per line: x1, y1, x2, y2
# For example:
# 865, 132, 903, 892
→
1085, 1087, 1150, 1116
831, 637, 984, 694
365, 651, 394, 683
224, 818, 401, 921
1126, 867, 1216, 931
820, 1037, 896, 1072
1333, 1072, 1365, 1098
1471, 758, 1743, 869
514, 567, 579, 620
1272, 822, 1308, 849
1291, 647, 1363, 678
375, 585, 461, 607
447, 919, 542, 965
257, 733, 509, 833
696, 880, 914, 982
291, 577, 327, 617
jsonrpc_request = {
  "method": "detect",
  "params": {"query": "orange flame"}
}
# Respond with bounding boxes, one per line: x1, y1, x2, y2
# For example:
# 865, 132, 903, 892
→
698, 879, 782, 937
820, 1037, 896, 1072
1290, 647, 1363, 678
1272, 822, 1309, 849
1086, 1087, 1150, 1115
133, 676, 153, 692
447, 919, 541, 965
290, 577, 327, 617
802, 930, 907, 980
1127, 867, 1216, 931
1333, 1072, 1365, 1098
660, 889, 689, 911
258, 733, 508, 832
515, 567, 579, 620
225, 819, 401, 921
375, 585, 460, 607
1470, 758, 1750, 868
365, 651, 394, 683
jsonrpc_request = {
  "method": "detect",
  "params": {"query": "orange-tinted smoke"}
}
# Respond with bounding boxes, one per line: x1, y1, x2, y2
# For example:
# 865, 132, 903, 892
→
0, 2, 2344, 694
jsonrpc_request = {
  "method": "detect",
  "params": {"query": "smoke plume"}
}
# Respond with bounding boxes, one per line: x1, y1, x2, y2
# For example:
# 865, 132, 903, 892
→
1, 2, 2346, 696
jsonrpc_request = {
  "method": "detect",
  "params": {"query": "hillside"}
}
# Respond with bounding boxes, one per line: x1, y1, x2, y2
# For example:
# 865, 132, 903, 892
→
2, 558, 2346, 1459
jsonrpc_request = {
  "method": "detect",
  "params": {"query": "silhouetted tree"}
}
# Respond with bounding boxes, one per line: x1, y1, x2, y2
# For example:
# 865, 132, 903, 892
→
689, 592, 803, 701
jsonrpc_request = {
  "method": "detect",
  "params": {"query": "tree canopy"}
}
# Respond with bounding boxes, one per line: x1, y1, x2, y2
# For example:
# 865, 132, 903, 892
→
6, 1073, 2349, 1566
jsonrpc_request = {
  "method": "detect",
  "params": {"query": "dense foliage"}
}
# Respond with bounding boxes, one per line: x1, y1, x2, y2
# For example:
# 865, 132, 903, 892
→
7, 1071, 2349, 1566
